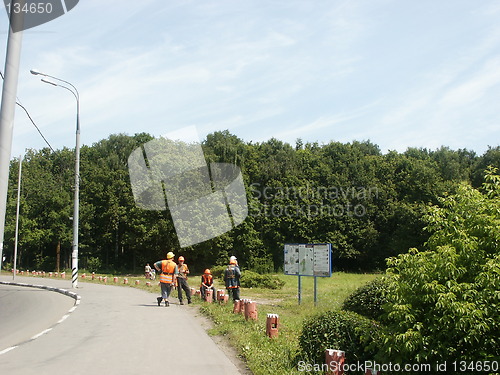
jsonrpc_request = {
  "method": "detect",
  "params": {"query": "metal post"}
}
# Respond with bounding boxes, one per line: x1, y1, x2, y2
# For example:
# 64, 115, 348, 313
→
298, 275, 302, 305
13, 155, 21, 280
72, 104, 80, 288
0, 2, 24, 272
30, 72, 80, 288
314, 276, 318, 306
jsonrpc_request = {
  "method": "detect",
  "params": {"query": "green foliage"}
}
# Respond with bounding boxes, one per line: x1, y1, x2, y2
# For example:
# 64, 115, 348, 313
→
342, 278, 387, 320
240, 270, 285, 289
3, 130, 498, 274
210, 265, 226, 279
379, 168, 500, 364
298, 310, 381, 371
87, 256, 103, 272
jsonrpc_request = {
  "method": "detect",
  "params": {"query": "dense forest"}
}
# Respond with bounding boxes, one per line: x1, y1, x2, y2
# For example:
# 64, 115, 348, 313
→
3, 131, 500, 273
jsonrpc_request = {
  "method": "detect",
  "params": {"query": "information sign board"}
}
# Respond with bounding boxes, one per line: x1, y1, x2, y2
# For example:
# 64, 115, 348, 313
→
284, 243, 332, 277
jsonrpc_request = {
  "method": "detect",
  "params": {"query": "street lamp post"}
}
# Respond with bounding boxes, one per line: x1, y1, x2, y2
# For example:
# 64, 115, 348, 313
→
31, 69, 80, 288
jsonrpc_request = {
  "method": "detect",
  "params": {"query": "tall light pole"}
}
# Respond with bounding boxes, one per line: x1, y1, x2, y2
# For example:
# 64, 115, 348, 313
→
0, 1, 24, 273
30, 69, 80, 288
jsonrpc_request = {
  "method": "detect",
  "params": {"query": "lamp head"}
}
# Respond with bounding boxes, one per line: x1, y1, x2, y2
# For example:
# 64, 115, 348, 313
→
41, 78, 57, 86
30, 69, 43, 76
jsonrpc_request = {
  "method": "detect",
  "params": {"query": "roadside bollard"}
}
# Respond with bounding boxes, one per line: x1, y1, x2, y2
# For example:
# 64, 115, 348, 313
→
61, 272, 66, 279
244, 300, 258, 321
135, 280, 140, 285
81, 273, 86, 279
92, 272, 95, 280
266, 314, 279, 338
216, 289, 224, 301
233, 300, 241, 313
325, 349, 345, 375
205, 289, 213, 303
190, 287, 196, 296
123, 278, 128, 284
49, 272, 53, 277
98, 276, 103, 282
113, 277, 118, 283
103, 276, 107, 283
146, 281, 151, 287
195, 290, 201, 297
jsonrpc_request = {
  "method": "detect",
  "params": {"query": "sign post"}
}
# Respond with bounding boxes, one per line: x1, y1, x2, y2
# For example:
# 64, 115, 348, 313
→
284, 243, 332, 305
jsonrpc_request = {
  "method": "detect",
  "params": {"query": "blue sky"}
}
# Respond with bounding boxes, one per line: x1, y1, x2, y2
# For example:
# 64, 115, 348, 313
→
1, 0, 500, 157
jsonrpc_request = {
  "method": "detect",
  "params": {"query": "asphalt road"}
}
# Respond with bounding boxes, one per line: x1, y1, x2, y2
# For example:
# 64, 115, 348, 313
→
0, 284, 76, 351
0, 276, 242, 375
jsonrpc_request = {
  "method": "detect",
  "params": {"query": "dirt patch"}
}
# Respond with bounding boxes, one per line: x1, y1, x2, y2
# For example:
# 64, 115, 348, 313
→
187, 305, 253, 375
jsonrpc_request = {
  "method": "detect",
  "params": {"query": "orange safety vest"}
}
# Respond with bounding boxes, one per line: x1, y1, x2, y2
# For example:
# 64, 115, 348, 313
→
160, 260, 176, 284
201, 274, 213, 286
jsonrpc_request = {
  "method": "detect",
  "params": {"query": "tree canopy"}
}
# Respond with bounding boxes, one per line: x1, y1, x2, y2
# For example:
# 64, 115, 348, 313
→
3, 131, 499, 273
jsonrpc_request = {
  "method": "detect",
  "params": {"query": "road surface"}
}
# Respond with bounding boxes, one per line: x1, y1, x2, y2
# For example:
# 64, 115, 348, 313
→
0, 275, 244, 375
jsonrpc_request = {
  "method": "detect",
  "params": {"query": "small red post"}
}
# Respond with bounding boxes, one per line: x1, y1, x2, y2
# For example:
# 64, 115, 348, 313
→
325, 349, 345, 375
233, 300, 241, 313
244, 300, 258, 321
266, 314, 279, 338
205, 289, 213, 303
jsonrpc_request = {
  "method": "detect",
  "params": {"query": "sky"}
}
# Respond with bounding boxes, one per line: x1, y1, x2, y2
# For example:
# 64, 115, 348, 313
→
1, 0, 500, 158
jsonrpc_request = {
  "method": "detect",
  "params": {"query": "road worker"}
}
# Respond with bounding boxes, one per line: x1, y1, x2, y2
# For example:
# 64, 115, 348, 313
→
176, 256, 191, 305
200, 269, 216, 302
224, 256, 241, 301
154, 251, 178, 307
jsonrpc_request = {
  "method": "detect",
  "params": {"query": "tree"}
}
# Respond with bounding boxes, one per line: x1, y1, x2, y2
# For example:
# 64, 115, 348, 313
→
380, 167, 500, 366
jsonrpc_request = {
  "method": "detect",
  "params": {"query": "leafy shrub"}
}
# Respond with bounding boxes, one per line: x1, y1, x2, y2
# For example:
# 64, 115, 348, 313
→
380, 170, 500, 364
299, 310, 381, 372
210, 265, 227, 279
240, 270, 285, 289
342, 278, 387, 320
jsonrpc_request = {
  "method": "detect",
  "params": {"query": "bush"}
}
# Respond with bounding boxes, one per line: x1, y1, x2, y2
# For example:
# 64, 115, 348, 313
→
342, 278, 387, 320
210, 265, 227, 279
240, 270, 285, 289
299, 310, 381, 373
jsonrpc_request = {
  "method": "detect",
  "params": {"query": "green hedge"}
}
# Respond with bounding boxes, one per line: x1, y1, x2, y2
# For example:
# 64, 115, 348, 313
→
240, 270, 285, 289
342, 278, 387, 320
298, 310, 381, 373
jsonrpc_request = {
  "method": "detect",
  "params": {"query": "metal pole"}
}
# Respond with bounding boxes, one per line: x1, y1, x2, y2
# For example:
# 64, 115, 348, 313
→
298, 275, 302, 305
32, 75, 80, 288
314, 276, 318, 306
13, 155, 21, 280
0, 2, 24, 272
72, 102, 80, 288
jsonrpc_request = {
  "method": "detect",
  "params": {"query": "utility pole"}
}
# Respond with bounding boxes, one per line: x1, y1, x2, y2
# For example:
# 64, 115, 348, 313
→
0, 1, 24, 272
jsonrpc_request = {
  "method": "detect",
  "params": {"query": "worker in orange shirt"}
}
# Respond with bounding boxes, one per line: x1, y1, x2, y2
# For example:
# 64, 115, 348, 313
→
154, 251, 178, 307
200, 269, 216, 302
176, 256, 191, 305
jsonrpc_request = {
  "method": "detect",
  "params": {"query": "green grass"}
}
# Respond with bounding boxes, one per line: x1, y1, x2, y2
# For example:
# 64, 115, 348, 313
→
3, 269, 377, 374
198, 272, 378, 375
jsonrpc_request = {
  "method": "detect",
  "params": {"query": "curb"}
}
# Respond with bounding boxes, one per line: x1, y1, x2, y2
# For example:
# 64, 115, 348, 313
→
0, 281, 81, 355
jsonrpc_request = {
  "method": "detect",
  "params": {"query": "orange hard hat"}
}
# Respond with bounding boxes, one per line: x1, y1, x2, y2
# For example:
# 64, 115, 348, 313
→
178, 256, 185, 262
204, 269, 211, 274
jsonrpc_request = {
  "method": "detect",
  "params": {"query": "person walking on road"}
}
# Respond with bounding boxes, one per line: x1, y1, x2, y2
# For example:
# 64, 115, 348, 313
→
224, 256, 241, 301
176, 256, 191, 305
154, 252, 178, 307
200, 269, 216, 302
